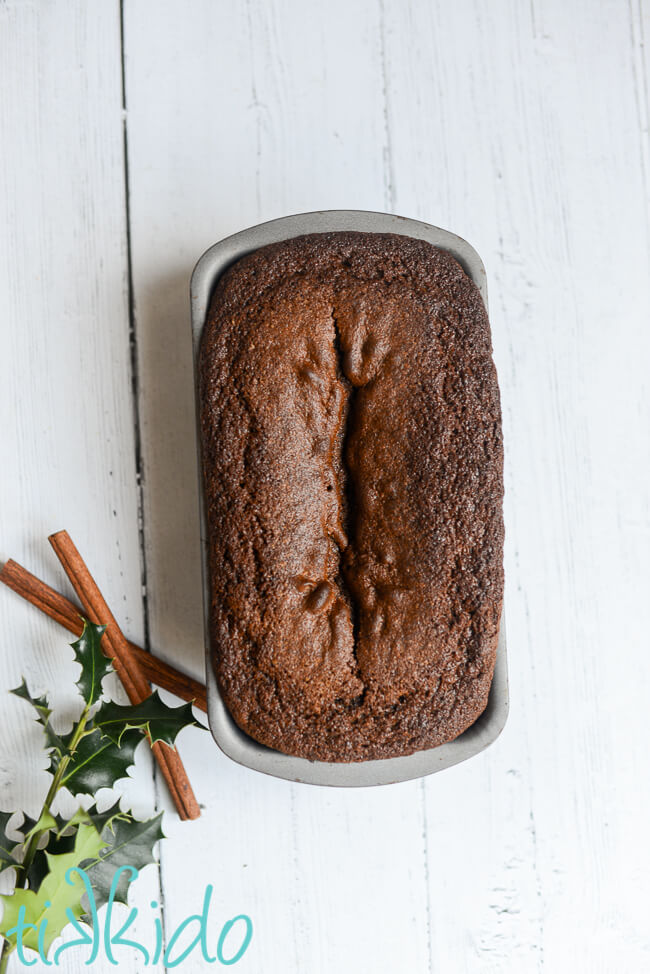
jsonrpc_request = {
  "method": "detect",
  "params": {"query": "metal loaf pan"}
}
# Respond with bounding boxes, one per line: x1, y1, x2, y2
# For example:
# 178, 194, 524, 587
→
190, 210, 508, 787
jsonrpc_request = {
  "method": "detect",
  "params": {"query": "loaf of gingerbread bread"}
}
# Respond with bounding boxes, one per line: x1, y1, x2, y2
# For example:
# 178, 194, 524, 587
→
199, 231, 504, 762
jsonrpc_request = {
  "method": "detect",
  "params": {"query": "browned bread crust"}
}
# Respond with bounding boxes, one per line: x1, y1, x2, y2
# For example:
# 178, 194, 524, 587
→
199, 231, 504, 762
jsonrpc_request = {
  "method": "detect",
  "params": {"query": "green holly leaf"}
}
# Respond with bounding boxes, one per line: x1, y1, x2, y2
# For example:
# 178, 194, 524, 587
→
24, 804, 126, 893
0, 823, 103, 955
71, 621, 111, 707
25, 848, 56, 894
84, 799, 128, 837
25, 804, 163, 919
0, 812, 20, 875
94, 690, 200, 748
11, 679, 65, 755
10, 681, 50, 722
56, 728, 142, 797
20, 809, 80, 845
52, 807, 89, 838
21, 811, 57, 844
84, 812, 164, 913
18, 813, 39, 837
0, 811, 58, 881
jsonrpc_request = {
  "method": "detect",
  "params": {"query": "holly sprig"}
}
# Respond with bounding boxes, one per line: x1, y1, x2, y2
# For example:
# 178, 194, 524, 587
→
0, 622, 202, 971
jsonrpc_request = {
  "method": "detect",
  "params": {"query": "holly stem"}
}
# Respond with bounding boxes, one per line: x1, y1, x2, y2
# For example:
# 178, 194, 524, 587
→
16, 702, 91, 889
0, 705, 92, 971
0, 941, 14, 974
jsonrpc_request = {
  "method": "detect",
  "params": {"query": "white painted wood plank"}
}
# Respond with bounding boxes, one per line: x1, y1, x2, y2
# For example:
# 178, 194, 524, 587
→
122, 0, 430, 970
0, 3, 163, 970
384, 0, 650, 970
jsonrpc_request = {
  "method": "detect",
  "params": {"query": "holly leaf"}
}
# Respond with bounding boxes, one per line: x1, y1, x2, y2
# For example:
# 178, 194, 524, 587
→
21, 810, 57, 844
94, 690, 200, 748
10, 681, 50, 723
71, 621, 111, 707
84, 799, 128, 837
0, 812, 20, 875
25, 848, 56, 894
25, 811, 90, 891
11, 679, 65, 755
0, 823, 104, 954
18, 813, 39, 837
52, 807, 90, 838
24, 805, 163, 917
56, 728, 142, 797
84, 812, 164, 913
24, 804, 126, 893
20, 809, 80, 845
0, 811, 58, 881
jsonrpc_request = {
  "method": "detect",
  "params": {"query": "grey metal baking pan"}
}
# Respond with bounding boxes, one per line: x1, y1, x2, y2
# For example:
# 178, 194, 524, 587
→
190, 210, 508, 787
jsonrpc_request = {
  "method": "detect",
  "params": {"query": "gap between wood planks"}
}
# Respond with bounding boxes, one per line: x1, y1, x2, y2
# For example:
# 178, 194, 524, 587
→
119, 1, 171, 967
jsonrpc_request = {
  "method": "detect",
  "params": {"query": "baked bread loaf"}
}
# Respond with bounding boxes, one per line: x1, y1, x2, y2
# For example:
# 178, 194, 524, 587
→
199, 231, 504, 762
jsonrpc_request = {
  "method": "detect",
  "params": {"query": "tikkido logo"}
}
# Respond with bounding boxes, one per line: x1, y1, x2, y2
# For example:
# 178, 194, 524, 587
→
5, 867, 253, 968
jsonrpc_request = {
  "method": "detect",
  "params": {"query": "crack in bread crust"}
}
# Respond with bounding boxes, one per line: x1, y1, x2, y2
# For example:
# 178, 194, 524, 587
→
330, 307, 362, 683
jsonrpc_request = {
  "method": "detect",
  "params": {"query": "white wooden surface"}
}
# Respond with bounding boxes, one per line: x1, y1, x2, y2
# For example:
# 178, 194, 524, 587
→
1, 1, 649, 971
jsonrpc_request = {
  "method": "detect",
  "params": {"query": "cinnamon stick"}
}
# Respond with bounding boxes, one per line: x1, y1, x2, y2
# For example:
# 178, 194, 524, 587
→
0, 558, 207, 713
48, 530, 200, 821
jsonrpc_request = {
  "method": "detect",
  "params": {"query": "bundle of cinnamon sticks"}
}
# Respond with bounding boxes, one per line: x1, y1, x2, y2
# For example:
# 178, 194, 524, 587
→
1, 532, 207, 821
